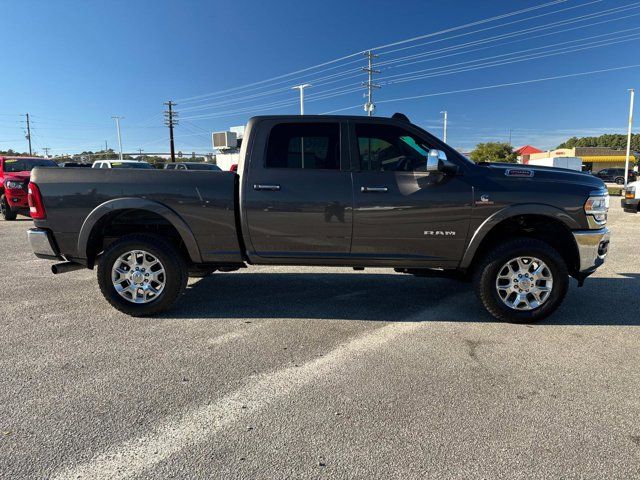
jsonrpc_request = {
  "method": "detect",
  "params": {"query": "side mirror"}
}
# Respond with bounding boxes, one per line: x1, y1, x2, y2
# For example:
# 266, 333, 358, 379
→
427, 149, 458, 175
427, 149, 447, 172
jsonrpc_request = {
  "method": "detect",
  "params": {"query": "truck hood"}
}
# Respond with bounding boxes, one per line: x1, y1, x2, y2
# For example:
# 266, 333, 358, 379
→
479, 162, 606, 190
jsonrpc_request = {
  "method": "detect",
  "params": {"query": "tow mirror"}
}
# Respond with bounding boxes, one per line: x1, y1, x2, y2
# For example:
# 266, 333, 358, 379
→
427, 149, 459, 175
427, 149, 450, 173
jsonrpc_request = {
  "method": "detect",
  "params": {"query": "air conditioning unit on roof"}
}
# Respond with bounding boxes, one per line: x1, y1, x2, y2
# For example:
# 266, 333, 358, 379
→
212, 131, 237, 149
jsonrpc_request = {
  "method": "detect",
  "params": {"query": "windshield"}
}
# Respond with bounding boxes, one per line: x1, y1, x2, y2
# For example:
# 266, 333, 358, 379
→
3, 158, 58, 172
110, 162, 153, 169
185, 163, 220, 170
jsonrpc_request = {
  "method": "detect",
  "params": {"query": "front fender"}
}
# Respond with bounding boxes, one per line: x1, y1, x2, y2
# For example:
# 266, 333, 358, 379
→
77, 197, 202, 264
459, 203, 581, 269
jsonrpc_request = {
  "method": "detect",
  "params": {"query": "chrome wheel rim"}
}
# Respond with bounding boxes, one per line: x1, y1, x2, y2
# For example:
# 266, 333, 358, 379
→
495, 256, 553, 311
111, 250, 165, 304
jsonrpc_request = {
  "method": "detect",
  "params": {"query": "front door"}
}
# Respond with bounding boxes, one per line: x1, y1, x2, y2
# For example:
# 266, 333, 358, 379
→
243, 120, 353, 259
350, 122, 473, 266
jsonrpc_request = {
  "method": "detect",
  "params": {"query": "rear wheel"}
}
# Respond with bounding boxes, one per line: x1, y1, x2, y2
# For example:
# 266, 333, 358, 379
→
615, 177, 625, 185
474, 238, 568, 323
97, 234, 188, 316
1, 195, 17, 221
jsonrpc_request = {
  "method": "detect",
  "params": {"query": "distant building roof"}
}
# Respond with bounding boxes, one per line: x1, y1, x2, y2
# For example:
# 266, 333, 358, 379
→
515, 145, 543, 155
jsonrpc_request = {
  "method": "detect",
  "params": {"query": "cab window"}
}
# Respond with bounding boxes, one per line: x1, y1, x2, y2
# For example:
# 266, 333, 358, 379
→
355, 124, 434, 172
266, 122, 340, 170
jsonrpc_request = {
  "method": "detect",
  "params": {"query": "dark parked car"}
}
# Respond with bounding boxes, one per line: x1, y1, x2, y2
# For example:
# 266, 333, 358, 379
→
59, 162, 91, 168
27, 114, 610, 323
595, 168, 637, 184
164, 162, 221, 171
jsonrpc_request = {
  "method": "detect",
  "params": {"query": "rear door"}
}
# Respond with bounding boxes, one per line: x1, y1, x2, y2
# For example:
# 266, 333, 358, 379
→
350, 121, 473, 265
243, 119, 353, 259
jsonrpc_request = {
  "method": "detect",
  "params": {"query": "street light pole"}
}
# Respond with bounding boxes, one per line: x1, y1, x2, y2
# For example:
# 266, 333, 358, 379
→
111, 116, 124, 161
624, 88, 635, 189
292, 84, 311, 115
440, 111, 448, 143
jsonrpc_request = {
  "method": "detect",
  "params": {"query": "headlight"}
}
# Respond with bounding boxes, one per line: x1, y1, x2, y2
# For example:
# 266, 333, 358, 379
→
4, 180, 25, 190
584, 193, 609, 226
626, 186, 636, 199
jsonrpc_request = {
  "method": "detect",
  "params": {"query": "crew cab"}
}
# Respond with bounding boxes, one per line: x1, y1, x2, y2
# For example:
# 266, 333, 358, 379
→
0, 156, 58, 220
26, 114, 611, 322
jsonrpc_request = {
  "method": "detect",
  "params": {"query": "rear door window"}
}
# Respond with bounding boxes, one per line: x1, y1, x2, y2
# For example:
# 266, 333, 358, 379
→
265, 123, 340, 170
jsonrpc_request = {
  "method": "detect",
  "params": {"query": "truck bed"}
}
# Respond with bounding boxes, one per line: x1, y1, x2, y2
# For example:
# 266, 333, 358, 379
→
30, 167, 243, 264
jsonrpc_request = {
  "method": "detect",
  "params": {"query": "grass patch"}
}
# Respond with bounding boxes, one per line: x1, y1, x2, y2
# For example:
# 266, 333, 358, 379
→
607, 186, 623, 196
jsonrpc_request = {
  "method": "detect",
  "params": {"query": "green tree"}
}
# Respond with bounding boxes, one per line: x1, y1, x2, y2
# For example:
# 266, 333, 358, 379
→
469, 142, 518, 163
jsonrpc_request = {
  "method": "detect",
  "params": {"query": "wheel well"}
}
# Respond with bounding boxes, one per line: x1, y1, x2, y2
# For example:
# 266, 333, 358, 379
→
470, 215, 579, 276
86, 209, 191, 267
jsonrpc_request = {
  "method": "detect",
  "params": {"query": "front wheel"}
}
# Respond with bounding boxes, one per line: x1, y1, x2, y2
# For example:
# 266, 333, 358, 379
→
97, 234, 188, 316
1, 195, 17, 221
474, 238, 569, 323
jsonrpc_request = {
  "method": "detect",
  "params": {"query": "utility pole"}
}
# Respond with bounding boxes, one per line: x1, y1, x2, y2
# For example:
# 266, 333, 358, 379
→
25, 113, 32, 155
292, 84, 311, 115
105, 140, 108, 152
42, 147, 50, 157
138, 148, 144, 161
508, 128, 512, 146
440, 111, 448, 143
111, 116, 124, 161
624, 88, 635, 188
164, 101, 178, 162
362, 51, 380, 117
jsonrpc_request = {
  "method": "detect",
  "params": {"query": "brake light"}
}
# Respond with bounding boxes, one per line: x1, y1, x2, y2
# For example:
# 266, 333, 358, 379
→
28, 182, 46, 219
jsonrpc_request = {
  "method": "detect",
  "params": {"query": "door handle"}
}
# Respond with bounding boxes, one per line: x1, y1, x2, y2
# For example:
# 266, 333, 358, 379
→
253, 184, 281, 191
361, 186, 388, 193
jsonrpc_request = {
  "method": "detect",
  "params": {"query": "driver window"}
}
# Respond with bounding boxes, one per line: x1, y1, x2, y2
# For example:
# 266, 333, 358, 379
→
356, 124, 432, 172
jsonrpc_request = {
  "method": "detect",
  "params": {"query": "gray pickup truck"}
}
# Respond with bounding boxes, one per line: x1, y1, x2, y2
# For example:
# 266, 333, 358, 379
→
27, 114, 610, 322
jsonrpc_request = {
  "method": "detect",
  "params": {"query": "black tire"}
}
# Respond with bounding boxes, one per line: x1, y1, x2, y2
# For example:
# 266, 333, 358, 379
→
615, 177, 624, 185
97, 234, 188, 316
1, 195, 17, 221
473, 238, 569, 323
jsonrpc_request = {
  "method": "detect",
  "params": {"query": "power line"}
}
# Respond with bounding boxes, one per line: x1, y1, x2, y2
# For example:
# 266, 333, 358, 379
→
175, 0, 575, 104
320, 63, 640, 113
173, 2, 632, 117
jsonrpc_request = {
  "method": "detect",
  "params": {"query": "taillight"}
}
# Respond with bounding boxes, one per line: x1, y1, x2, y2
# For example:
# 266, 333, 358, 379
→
28, 182, 46, 219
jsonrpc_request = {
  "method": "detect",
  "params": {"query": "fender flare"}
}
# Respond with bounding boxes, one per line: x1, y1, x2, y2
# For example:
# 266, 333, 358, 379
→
459, 203, 580, 269
77, 197, 202, 264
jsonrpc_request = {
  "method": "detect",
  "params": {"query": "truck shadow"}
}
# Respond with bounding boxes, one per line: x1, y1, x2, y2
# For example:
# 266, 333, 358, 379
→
170, 272, 640, 326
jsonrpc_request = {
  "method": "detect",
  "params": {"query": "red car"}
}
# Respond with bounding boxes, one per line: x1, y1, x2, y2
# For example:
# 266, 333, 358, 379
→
0, 156, 58, 220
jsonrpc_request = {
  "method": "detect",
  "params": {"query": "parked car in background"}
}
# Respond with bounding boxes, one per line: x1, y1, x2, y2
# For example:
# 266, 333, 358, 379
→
164, 162, 221, 171
59, 162, 91, 168
0, 156, 58, 220
595, 168, 637, 184
92, 160, 154, 169
622, 180, 640, 213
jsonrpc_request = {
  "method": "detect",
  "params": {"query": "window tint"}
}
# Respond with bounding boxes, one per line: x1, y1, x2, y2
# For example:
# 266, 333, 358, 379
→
356, 124, 434, 172
266, 123, 340, 169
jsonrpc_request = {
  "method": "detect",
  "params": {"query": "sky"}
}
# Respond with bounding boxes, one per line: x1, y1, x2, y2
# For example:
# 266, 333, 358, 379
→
1, 0, 640, 156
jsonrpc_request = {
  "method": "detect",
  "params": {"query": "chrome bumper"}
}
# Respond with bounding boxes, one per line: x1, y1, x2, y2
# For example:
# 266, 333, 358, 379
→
27, 228, 59, 258
572, 227, 610, 272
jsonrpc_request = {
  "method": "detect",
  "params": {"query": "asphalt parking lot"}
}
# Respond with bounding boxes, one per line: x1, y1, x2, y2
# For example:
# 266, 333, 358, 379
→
1, 205, 639, 479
